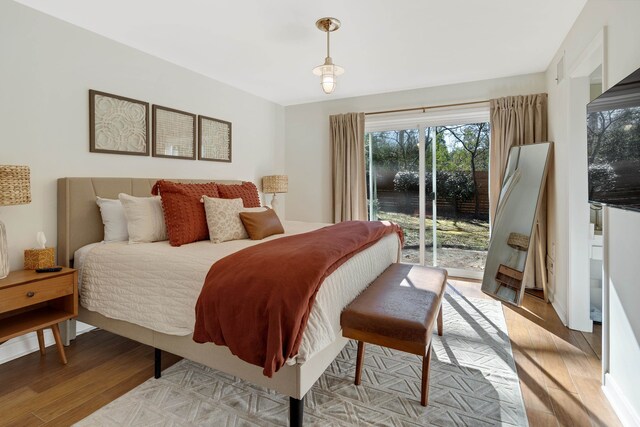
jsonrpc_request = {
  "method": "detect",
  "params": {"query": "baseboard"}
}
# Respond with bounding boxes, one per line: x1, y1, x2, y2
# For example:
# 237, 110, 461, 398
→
0, 321, 94, 365
603, 373, 640, 427
551, 299, 568, 326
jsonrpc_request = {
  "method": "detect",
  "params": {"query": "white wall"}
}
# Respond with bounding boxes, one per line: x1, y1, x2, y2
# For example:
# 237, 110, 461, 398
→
285, 74, 546, 223
608, 207, 640, 425
545, 0, 640, 424
0, 1, 284, 362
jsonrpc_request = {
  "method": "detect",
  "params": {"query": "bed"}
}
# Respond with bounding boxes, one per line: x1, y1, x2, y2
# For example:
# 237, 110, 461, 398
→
57, 177, 400, 426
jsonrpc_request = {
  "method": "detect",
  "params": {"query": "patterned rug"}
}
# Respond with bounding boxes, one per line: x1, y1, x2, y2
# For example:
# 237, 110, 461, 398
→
75, 293, 528, 426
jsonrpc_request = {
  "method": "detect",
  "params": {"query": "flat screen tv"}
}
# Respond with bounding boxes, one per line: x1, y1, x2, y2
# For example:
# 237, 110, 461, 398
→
587, 66, 640, 212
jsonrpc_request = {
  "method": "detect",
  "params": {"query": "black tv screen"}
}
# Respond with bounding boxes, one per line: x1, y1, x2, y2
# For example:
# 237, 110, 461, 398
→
587, 67, 640, 212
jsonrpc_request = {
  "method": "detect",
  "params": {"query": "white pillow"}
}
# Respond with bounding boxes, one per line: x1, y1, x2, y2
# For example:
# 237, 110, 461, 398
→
203, 196, 265, 243
96, 197, 128, 242
118, 193, 168, 243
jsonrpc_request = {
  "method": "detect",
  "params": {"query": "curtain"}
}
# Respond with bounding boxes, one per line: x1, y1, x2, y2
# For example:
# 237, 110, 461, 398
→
330, 112, 367, 222
489, 93, 548, 289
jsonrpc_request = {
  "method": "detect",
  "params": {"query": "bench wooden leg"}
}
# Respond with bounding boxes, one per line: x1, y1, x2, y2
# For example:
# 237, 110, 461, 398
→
51, 324, 67, 365
355, 341, 365, 386
36, 329, 46, 355
421, 344, 432, 406
437, 305, 443, 337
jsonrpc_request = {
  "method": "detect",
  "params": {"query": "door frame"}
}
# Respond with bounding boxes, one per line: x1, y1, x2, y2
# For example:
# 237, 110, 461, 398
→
565, 28, 607, 333
565, 28, 609, 385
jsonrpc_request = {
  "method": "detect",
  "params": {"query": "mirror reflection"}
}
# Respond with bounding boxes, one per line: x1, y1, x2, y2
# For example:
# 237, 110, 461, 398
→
482, 142, 552, 305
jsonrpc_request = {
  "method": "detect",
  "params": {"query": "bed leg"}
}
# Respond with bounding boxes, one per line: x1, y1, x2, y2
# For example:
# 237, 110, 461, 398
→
60, 319, 77, 346
289, 396, 304, 427
154, 348, 162, 379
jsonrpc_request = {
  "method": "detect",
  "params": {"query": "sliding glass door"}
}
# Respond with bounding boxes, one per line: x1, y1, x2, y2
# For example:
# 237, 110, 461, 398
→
366, 128, 420, 263
366, 114, 490, 278
428, 124, 490, 276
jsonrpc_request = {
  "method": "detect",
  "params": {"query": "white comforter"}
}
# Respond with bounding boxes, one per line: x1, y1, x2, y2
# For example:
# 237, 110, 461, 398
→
79, 221, 400, 364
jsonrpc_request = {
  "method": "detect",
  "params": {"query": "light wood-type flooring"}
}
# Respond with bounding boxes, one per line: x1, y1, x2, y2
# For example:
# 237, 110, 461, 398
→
0, 279, 620, 426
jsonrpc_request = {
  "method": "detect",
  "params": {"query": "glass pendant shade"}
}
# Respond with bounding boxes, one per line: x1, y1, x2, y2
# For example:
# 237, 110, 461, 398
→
313, 59, 344, 94
321, 76, 336, 94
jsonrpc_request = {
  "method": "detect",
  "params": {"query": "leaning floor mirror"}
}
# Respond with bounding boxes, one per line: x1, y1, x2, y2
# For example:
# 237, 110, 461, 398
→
482, 142, 552, 306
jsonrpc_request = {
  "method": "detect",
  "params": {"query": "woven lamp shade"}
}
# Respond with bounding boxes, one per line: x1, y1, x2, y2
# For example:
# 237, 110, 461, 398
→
507, 233, 529, 251
262, 175, 288, 194
0, 165, 31, 206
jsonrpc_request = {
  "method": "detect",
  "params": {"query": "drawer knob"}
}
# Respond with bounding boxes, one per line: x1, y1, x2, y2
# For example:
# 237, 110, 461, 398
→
26, 291, 35, 298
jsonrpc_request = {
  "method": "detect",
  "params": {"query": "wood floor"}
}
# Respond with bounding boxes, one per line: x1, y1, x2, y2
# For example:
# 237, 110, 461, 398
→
0, 280, 621, 427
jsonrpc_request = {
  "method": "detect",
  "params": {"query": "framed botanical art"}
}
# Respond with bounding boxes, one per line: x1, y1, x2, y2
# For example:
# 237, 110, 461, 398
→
89, 90, 149, 156
152, 105, 197, 160
198, 115, 232, 162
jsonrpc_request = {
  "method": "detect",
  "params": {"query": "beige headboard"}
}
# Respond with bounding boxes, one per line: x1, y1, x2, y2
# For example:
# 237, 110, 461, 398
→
57, 177, 243, 267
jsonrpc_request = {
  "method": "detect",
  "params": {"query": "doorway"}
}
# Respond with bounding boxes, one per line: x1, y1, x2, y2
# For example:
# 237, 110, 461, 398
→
564, 27, 608, 384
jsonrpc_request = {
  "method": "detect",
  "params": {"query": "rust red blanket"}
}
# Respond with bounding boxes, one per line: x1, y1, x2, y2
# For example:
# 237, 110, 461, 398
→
193, 220, 403, 377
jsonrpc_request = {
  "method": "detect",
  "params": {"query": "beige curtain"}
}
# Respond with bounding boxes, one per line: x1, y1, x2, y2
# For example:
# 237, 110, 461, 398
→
489, 93, 548, 289
330, 112, 367, 222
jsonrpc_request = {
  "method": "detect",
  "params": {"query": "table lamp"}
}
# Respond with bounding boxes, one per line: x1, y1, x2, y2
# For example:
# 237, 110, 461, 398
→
0, 165, 31, 279
262, 175, 288, 215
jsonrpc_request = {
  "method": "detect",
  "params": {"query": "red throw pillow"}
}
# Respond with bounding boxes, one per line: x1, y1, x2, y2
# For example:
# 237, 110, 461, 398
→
152, 180, 219, 246
217, 181, 261, 208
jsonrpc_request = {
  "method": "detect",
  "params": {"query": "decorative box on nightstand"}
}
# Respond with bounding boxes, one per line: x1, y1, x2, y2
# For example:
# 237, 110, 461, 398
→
0, 268, 78, 364
24, 247, 56, 270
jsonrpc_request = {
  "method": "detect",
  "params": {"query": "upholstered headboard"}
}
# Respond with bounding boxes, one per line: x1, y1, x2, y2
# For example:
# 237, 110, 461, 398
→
57, 177, 242, 267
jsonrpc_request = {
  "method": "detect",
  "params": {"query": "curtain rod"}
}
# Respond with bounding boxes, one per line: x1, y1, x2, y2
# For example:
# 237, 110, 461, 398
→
364, 99, 490, 116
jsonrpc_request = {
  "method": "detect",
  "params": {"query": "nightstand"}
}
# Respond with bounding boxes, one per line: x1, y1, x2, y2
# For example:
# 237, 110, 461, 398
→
0, 268, 78, 364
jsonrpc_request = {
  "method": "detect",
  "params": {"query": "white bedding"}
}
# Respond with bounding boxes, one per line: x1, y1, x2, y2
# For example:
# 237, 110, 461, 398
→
74, 242, 101, 290
78, 221, 400, 364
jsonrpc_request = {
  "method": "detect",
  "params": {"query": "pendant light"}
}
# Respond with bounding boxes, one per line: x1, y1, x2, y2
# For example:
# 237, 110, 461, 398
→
312, 17, 344, 94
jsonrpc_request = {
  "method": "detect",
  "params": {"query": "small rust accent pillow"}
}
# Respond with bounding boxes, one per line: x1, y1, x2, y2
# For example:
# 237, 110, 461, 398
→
217, 181, 261, 208
239, 208, 284, 240
152, 180, 219, 246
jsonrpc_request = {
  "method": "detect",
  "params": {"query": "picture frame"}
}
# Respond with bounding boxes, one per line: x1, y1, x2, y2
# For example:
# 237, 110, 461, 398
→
89, 90, 149, 156
198, 115, 232, 162
152, 105, 197, 160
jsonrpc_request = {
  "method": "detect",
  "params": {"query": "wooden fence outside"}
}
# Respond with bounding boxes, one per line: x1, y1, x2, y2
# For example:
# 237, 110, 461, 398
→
373, 171, 489, 219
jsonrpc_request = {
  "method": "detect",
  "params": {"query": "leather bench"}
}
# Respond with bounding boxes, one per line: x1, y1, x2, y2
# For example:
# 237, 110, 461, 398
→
340, 263, 447, 406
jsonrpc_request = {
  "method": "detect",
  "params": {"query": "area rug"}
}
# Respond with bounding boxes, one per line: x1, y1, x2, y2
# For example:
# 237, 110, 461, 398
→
75, 293, 528, 426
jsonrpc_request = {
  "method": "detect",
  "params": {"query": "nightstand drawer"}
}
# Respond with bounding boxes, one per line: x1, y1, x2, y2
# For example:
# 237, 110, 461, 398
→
0, 274, 74, 314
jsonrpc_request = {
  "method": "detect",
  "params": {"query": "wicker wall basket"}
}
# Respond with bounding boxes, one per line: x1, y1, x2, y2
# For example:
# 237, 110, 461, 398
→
0, 165, 31, 206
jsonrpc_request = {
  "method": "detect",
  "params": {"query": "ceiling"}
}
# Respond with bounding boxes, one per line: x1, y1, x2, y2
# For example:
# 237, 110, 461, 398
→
14, 0, 587, 106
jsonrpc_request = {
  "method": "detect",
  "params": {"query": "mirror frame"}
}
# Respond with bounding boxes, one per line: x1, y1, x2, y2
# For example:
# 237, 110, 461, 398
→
482, 142, 553, 306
